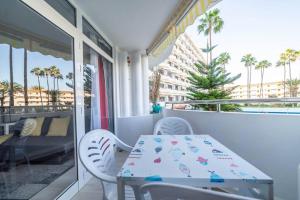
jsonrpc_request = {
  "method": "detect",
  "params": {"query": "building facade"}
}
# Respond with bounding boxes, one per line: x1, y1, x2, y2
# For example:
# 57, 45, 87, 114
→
154, 33, 204, 102
228, 81, 299, 99
0, 89, 74, 106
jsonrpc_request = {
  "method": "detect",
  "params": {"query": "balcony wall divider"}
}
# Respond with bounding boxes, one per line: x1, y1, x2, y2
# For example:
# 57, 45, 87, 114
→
4, 0, 117, 199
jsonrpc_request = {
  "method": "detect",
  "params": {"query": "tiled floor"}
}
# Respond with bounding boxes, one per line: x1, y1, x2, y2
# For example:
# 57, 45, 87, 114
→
72, 151, 130, 200
71, 177, 104, 200
0, 159, 75, 200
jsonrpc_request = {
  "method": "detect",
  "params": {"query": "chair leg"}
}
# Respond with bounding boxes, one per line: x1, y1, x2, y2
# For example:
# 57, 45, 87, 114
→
100, 181, 108, 200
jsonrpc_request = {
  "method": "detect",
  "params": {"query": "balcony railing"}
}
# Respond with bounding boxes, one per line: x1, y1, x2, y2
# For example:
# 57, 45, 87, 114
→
165, 98, 300, 112
0, 105, 74, 123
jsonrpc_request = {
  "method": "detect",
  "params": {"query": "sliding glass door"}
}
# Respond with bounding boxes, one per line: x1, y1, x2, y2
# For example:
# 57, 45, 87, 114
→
0, 0, 76, 199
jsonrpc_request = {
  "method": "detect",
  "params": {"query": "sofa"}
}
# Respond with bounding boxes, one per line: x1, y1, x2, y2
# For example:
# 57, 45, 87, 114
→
0, 115, 74, 171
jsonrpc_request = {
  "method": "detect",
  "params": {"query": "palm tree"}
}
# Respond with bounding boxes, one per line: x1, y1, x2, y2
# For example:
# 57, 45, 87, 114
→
9, 45, 14, 106
56, 73, 63, 105
297, 50, 300, 79
66, 72, 74, 89
286, 79, 300, 97
241, 54, 257, 99
276, 53, 288, 97
218, 52, 231, 73
255, 60, 272, 98
31, 86, 44, 91
24, 48, 28, 106
284, 49, 298, 97
30, 67, 44, 106
49, 65, 58, 91
44, 67, 51, 105
198, 8, 224, 63
0, 81, 23, 107
150, 70, 161, 104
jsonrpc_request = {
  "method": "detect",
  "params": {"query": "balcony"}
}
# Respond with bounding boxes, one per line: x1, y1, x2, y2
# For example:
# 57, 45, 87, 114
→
1, 0, 299, 199
113, 98, 300, 200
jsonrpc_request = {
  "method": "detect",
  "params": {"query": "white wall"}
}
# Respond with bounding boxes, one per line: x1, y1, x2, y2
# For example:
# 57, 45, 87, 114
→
116, 114, 162, 146
164, 109, 300, 200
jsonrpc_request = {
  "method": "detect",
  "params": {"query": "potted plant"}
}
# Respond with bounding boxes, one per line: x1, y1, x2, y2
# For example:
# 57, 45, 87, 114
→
150, 70, 161, 113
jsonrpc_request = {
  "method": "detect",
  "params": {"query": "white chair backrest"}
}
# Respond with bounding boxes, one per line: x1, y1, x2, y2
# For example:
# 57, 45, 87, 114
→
153, 117, 194, 135
79, 129, 119, 183
140, 183, 260, 200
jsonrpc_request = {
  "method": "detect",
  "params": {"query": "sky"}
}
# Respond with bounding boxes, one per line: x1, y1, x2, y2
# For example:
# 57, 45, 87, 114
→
186, 0, 300, 85
0, 44, 73, 91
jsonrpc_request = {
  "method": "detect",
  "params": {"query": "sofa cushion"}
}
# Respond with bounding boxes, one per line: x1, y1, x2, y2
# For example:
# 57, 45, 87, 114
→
0, 134, 13, 144
21, 117, 44, 136
47, 117, 71, 136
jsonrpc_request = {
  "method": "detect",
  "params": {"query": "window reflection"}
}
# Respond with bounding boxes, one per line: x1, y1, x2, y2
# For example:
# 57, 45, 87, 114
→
0, 0, 76, 199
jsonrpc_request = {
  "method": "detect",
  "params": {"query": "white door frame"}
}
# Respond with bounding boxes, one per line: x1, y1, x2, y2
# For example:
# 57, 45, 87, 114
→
19, 0, 118, 198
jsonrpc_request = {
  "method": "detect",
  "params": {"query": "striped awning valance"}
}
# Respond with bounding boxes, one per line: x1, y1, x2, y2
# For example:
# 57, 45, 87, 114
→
150, 0, 221, 57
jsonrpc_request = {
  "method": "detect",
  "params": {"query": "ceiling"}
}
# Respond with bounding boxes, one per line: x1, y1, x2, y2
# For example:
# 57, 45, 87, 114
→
73, 0, 182, 52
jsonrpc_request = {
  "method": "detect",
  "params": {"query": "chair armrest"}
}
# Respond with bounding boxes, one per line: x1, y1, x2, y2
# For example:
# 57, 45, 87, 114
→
114, 136, 133, 152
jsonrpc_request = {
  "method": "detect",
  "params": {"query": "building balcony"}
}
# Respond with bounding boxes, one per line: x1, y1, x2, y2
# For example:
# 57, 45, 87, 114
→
113, 98, 300, 200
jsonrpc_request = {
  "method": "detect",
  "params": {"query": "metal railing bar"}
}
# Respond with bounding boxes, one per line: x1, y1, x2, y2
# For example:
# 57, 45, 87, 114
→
165, 98, 300, 105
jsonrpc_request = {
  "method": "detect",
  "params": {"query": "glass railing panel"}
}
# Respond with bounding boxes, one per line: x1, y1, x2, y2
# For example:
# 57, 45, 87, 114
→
165, 98, 300, 114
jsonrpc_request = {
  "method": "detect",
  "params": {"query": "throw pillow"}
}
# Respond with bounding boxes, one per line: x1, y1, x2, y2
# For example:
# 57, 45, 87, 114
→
47, 117, 70, 136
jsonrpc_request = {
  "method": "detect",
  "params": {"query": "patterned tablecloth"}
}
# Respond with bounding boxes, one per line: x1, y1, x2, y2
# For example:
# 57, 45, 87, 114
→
118, 135, 272, 186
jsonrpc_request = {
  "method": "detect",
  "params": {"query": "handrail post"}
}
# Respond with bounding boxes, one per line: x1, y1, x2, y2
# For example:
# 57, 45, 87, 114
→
216, 104, 221, 112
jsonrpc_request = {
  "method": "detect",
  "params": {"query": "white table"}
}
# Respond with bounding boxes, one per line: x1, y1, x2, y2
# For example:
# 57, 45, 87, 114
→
117, 135, 273, 200
0, 122, 15, 135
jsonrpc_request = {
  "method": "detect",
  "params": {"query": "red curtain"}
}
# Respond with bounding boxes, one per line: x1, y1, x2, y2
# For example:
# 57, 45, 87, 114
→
98, 57, 109, 129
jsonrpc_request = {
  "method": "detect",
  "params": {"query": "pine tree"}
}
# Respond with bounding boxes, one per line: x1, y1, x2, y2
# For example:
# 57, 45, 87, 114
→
187, 47, 241, 111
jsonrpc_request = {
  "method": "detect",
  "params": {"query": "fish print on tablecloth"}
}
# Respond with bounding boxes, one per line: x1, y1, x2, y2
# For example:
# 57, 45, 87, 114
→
154, 157, 161, 163
208, 170, 224, 183
184, 136, 192, 141
212, 149, 232, 160
169, 147, 185, 161
203, 140, 213, 147
187, 144, 199, 153
144, 175, 162, 181
132, 148, 144, 154
128, 162, 135, 166
138, 140, 145, 146
212, 149, 223, 154
179, 163, 191, 177
155, 146, 162, 153
154, 137, 163, 143
122, 169, 133, 177
230, 163, 238, 168
197, 156, 208, 166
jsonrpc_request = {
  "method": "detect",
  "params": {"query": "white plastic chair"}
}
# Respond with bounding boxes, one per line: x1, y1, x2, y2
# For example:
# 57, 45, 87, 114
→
153, 117, 194, 135
79, 129, 139, 200
140, 182, 261, 200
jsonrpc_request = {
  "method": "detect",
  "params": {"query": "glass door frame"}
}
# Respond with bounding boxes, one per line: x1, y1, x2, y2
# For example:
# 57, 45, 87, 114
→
19, 0, 116, 199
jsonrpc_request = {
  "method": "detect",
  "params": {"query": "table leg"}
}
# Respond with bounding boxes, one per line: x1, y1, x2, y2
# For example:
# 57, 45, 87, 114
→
117, 179, 125, 200
268, 183, 274, 200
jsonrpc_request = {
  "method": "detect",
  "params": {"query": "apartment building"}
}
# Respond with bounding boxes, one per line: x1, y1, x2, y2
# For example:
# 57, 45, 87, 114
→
228, 81, 299, 99
154, 33, 204, 102
1, 89, 74, 106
